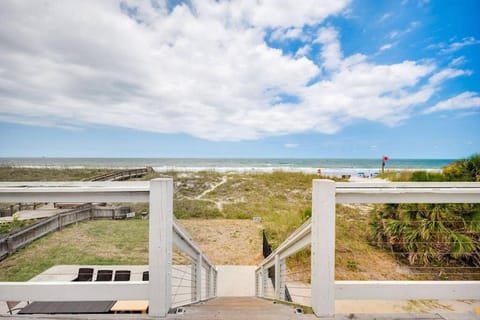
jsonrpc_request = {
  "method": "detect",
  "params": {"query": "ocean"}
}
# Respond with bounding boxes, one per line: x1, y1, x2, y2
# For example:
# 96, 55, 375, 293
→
0, 158, 454, 177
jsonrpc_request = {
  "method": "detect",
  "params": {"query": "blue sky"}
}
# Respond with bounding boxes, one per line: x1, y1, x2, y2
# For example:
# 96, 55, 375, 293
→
0, 0, 479, 159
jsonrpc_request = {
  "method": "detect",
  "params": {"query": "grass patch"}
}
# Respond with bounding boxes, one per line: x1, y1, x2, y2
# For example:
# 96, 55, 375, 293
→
0, 220, 148, 281
0, 217, 36, 236
0, 167, 112, 181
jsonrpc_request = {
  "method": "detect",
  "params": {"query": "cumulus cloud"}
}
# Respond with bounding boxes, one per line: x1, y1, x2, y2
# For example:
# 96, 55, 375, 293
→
0, 0, 475, 141
425, 92, 480, 114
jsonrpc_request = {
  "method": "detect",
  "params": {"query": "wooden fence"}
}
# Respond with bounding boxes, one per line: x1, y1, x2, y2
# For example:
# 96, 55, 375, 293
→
88, 167, 150, 182
0, 205, 132, 261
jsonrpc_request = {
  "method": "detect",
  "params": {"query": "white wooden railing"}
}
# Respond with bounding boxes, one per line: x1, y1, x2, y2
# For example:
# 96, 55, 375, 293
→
0, 179, 216, 317
256, 180, 480, 318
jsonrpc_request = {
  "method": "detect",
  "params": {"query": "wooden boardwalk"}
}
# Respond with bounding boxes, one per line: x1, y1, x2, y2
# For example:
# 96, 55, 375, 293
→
6, 297, 476, 319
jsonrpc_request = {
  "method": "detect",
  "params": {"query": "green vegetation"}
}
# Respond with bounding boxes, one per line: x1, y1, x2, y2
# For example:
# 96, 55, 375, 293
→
0, 167, 111, 181
0, 217, 31, 236
371, 154, 480, 270
0, 220, 149, 281
2, 162, 478, 282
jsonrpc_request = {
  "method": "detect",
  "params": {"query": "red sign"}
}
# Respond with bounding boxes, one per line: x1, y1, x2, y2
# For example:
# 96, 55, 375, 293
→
383, 155, 389, 161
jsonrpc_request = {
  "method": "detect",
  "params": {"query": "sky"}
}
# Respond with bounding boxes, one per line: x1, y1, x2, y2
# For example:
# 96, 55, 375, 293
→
0, 0, 479, 159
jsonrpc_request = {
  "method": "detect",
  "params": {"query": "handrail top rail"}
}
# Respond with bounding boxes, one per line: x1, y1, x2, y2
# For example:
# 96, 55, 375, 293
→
256, 219, 312, 271
335, 181, 480, 189
257, 181, 480, 271
0, 181, 150, 189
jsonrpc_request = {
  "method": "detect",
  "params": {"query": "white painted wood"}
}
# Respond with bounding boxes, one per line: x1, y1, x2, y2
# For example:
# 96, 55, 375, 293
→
279, 232, 311, 261
274, 255, 280, 299
149, 178, 173, 317
173, 232, 198, 259
172, 220, 214, 268
336, 182, 480, 204
257, 219, 311, 269
336, 191, 480, 204
335, 281, 480, 300
311, 179, 336, 318
0, 182, 150, 203
196, 254, 203, 301
336, 182, 480, 188
0, 282, 148, 301
0, 181, 150, 187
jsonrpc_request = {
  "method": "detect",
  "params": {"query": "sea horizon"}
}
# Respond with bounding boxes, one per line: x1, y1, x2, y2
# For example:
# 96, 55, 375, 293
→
0, 157, 455, 176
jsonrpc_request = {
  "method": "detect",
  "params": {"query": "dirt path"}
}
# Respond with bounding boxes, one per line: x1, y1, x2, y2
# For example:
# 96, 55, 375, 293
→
179, 219, 264, 265
195, 175, 228, 200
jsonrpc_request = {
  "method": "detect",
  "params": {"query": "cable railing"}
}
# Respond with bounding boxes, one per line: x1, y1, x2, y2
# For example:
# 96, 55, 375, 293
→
255, 180, 480, 317
0, 179, 216, 317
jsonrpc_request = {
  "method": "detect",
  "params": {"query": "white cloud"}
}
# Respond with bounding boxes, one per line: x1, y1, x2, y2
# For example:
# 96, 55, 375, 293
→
386, 21, 420, 39
295, 45, 311, 58
284, 143, 299, 148
418, 0, 430, 7
440, 37, 480, 54
425, 92, 480, 114
449, 56, 466, 67
315, 27, 343, 71
248, 0, 351, 28
270, 27, 304, 42
0, 0, 474, 141
428, 68, 471, 85
379, 42, 397, 52
379, 13, 392, 23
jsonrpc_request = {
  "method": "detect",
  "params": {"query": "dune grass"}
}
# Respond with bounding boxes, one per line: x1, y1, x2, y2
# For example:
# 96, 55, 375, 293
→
0, 167, 112, 181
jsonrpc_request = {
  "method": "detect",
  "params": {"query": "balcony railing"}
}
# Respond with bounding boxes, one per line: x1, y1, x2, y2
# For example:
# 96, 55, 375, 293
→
256, 180, 480, 317
0, 179, 216, 317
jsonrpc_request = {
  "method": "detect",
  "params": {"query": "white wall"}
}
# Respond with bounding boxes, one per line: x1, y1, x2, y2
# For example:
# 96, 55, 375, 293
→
216, 266, 256, 297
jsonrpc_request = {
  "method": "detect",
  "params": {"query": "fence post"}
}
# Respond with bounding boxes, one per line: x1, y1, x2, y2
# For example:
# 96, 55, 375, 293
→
149, 178, 173, 317
311, 179, 336, 318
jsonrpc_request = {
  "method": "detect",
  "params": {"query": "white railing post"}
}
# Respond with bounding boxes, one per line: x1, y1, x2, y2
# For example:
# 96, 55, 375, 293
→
196, 253, 203, 301
149, 178, 173, 317
274, 254, 281, 299
311, 179, 336, 317
191, 263, 197, 302
279, 258, 286, 300
206, 266, 212, 299
262, 266, 267, 298
213, 268, 217, 297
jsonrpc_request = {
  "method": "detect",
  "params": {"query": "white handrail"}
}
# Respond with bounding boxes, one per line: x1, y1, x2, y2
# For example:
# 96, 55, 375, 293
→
256, 181, 480, 317
0, 180, 216, 317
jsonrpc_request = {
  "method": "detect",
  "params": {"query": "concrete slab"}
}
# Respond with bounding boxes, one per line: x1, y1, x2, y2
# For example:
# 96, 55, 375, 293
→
216, 265, 256, 297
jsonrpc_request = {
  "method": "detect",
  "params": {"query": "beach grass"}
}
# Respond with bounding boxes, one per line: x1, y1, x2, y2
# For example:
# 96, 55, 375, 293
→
0, 167, 112, 181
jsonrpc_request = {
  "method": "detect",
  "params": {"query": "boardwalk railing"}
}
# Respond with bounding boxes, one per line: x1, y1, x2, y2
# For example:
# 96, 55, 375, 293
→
88, 167, 150, 181
0, 180, 216, 317
256, 180, 480, 317
0, 205, 92, 261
